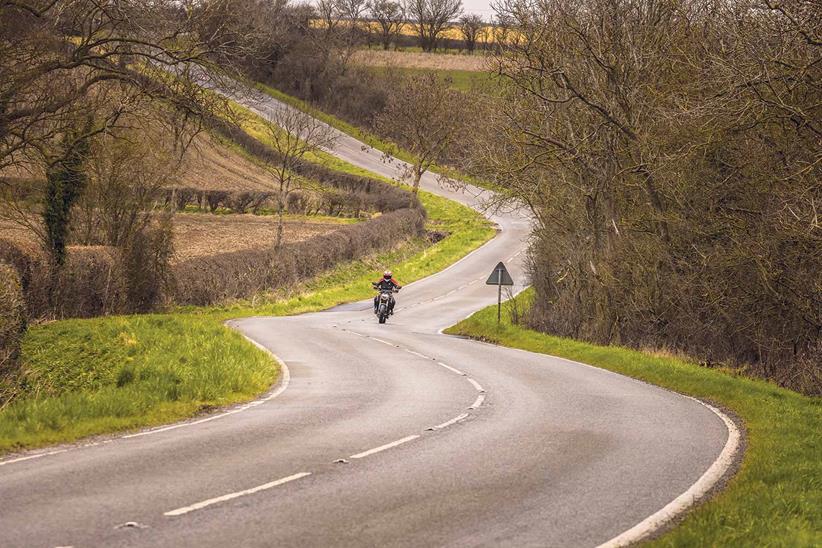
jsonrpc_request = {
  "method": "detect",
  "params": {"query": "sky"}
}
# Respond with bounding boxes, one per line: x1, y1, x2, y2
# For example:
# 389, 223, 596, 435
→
462, 0, 496, 18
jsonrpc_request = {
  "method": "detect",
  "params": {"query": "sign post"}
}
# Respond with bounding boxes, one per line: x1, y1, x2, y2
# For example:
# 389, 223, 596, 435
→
485, 261, 514, 323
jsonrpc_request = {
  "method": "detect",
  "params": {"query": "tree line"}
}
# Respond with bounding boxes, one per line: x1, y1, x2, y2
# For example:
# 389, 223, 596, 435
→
468, 0, 820, 393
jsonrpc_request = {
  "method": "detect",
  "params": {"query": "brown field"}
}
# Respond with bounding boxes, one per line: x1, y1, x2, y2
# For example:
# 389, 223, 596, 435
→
0, 132, 275, 193
177, 133, 274, 191
1, 214, 343, 263
171, 213, 341, 262
314, 20, 516, 46
351, 49, 489, 71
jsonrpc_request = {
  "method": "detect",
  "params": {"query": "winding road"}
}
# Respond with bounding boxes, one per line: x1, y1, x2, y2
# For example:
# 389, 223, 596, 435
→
0, 90, 736, 547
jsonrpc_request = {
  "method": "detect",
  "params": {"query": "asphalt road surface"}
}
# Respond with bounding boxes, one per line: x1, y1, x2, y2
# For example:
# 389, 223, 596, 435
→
0, 89, 734, 548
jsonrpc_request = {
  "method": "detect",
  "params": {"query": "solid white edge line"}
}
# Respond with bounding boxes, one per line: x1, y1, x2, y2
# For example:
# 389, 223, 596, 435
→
350, 435, 420, 459
0, 341, 292, 462
432, 413, 470, 430
446, 333, 743, 546
122, 331, 290, 440
469, 394, 485, 409
164, 472, 311, 517
466, 378, 485, 392
437, 362, 465, 376
0, 449, 67, 467
596, 399, 741, 547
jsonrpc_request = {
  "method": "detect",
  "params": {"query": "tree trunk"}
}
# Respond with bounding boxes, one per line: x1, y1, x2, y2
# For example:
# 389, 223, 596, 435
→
412, 165, 423, 195
275, 194, 284, 250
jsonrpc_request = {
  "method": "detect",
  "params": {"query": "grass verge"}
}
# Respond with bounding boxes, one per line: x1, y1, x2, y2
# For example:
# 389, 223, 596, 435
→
0, 316, 276, 452
0, 173, 494, 455
445, 289, 821, 546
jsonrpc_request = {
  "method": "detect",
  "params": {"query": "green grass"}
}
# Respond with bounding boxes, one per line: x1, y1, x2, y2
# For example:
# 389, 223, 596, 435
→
0, 159, 494, 454
446, 289, 821, 546
0, 316, 276, 452
368, 66, 495, 92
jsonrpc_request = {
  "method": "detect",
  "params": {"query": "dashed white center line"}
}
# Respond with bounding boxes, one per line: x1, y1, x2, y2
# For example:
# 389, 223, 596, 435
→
431, 413, 470, 430
371, 337, 396, 347
405, 349, 430, 359
437, 362, 465, 376
350, 435, 420, 459
467, 378, 485, 393
164, 472, 311, 517
469, 394, 486, 410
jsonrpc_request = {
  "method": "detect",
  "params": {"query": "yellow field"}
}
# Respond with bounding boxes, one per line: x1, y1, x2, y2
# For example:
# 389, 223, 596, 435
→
312, 20, 516, 45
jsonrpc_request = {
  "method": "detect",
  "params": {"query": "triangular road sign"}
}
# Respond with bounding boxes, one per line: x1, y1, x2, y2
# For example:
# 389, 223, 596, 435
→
486, 261, 514, 286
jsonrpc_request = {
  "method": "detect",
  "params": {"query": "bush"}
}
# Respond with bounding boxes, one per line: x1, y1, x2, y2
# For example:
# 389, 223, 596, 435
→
53, 246, 127, 318
173, 207, 425, 305
227, 191, 256, 213
121, 214, 174, 313
0, 238, 50, 320
0, 263, 26, 378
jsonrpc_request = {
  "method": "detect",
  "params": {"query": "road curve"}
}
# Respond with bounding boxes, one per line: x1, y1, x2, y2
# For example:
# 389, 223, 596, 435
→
0, 90, 733, 548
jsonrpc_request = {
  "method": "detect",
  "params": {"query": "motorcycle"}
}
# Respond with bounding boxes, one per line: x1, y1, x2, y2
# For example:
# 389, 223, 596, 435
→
373, 286, 399, 324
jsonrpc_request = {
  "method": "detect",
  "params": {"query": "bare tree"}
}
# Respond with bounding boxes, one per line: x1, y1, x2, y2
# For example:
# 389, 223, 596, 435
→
376, 72, 467, 194
259, 109, 337, 249
477, 0, 822, 392
0, 0, 237, 171
369, 0, 406, 50
0, 0, 239, 272
338, 0, 370, 25
407, 0, 463, 52
74, 117, 181, 249
459, 14, 484, 54
316, 0, 344, 33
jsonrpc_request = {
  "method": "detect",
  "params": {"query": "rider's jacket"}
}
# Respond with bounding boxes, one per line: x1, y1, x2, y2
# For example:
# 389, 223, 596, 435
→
373, 277, 402, 291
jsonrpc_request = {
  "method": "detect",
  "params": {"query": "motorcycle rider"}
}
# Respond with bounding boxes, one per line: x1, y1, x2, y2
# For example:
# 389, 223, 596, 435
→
372, 270, 402, 315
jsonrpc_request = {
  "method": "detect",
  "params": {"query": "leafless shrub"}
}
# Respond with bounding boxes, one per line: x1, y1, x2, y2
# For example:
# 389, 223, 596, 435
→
0, 238, 50, 320
0, 263, 26, 379
206, 190, 231, 212
52, 246, 127, 319
121, 214, 175, 313
173, 207, 424, 305
227, 191, 257, 213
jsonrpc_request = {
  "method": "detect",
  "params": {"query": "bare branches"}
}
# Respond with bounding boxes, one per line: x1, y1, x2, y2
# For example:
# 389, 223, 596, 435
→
459, 14, 485, 54
0, 0, 241, 169
480, 0, 821, 390
369, 0, 406, 50
407, 0, 463, 52
375, 72, 468, 194
257, 106, 337, 249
